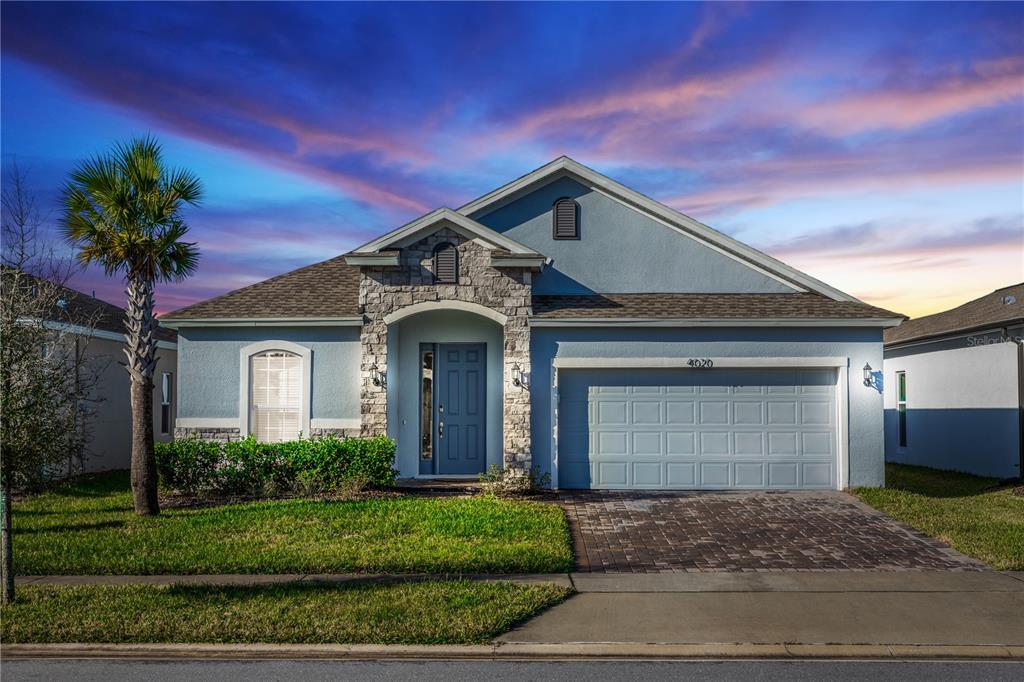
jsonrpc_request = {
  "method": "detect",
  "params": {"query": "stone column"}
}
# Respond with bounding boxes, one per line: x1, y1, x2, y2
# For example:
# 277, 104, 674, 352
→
502, 313, 532, 473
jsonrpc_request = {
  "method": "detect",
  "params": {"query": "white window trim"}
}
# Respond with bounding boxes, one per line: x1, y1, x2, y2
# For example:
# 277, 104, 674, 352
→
239, 340, 312, 440
549, 356, 851, 491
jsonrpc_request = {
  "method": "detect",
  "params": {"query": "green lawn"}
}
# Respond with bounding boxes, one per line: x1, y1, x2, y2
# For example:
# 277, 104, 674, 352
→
13, 472, 573, 575
0, 580, 571, 644
855, 463, 1024, 570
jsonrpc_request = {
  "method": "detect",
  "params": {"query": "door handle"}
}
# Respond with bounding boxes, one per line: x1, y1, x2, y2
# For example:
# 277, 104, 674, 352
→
439, 421, 444, 437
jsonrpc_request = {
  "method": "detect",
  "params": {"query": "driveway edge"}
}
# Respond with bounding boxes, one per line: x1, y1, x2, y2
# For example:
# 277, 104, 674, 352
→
3, 642, 1022, 660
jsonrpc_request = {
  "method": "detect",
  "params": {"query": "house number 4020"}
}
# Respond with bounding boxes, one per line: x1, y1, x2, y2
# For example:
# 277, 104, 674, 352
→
687, 358, 714, 368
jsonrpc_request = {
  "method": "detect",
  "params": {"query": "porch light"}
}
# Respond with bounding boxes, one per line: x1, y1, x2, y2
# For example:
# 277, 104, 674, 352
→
370, 362, 386, 388
862, 363, 873, 387
511, 363, 527, 389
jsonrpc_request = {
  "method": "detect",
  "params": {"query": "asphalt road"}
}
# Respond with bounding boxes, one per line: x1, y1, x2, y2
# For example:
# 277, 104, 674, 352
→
3, 659, 1024, 681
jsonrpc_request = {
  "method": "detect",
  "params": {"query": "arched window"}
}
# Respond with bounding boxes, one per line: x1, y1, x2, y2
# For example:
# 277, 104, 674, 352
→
433, 242, 458, 284
249, 350, 302, 442
552, 197, 579, 239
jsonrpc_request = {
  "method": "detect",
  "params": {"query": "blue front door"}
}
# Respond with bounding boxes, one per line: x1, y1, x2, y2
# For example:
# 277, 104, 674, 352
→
436, 343, 486, 475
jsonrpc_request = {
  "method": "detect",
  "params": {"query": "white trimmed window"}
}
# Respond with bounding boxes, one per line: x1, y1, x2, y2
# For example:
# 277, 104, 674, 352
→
160, 372, 173, 435
249, 351, 302, 442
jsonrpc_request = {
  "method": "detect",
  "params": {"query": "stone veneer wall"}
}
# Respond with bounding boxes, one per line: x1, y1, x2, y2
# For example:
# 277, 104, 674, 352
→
174, 427, 361, 441
358, 225, 533, 472
174, 427, 240, 442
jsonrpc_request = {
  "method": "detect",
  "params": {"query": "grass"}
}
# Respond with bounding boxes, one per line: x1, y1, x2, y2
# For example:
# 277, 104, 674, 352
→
0, 580, 571, 644
855, 463, 1024, 571
12, 472, 574, 575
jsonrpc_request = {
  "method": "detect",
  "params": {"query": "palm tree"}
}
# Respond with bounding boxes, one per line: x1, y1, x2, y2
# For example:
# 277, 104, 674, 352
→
61, 136, 202, 515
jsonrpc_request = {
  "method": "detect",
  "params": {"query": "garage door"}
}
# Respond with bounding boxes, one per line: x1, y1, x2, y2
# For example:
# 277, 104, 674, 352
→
557, 368, 838, 490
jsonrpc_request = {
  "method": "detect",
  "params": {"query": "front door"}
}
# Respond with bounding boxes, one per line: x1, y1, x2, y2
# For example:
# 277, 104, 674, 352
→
435, 343, 486, 475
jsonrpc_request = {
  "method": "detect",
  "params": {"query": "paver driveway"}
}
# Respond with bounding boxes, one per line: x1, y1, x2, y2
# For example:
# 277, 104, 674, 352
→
560, 491, 985, 572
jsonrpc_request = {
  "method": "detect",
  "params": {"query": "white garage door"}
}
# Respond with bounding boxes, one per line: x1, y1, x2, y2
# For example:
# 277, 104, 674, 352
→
557, 368, 838, 489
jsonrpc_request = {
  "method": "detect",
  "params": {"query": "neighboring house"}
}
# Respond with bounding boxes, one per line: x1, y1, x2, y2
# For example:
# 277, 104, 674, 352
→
49, 284, 178, 472
883, 283, 1024, 480
162, 157, 903, 490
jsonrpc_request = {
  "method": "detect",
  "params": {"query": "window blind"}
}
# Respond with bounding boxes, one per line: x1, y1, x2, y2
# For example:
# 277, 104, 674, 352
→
250, 351, 301, 442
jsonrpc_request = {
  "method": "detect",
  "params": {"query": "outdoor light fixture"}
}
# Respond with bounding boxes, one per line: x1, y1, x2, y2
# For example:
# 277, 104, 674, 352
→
863, 363, 873, 387
370, 362, 386, 388
511, 363, 527, 389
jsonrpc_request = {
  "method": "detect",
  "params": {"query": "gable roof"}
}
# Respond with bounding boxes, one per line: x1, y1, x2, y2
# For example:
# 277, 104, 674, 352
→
164, 156, 895, 324
459, 156, 859, 302
884, 282, 1024, 346
533, 293, 902, 325
347, 207, 543, 259
161, 255, 362, 325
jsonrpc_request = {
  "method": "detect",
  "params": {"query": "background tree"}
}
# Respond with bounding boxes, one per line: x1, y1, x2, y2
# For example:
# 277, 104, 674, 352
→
1, 162, 104, 603
61, 137, 202, 516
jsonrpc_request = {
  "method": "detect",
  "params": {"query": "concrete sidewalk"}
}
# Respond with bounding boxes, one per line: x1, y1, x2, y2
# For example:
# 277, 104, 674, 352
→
16, 571, 1024, 652
500, 571, 1024, 648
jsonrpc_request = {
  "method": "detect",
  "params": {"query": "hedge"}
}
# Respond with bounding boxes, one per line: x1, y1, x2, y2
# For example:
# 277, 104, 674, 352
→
155, 435, 397, 496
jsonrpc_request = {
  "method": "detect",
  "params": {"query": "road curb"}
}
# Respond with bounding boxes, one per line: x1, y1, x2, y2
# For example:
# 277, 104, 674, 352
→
3, 642, 1022, 660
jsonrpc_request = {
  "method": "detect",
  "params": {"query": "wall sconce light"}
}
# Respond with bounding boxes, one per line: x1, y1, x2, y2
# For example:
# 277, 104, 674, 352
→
862, 362, 883, 391
370, 362, 386, 388
511, 363, 528, 389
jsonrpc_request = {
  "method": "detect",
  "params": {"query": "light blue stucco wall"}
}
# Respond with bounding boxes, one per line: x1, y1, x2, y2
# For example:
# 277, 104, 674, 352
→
530, 326, 885, 488
473, 176, 796, 295
388, 310, 504, 478
176, 326, 361, 421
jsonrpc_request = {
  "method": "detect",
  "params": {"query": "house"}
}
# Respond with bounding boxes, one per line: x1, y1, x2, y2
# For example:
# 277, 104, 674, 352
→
883, 283, 1023, 479
13, 276, 179, 473
161, 157, 903, 490
53, 285, 179, 472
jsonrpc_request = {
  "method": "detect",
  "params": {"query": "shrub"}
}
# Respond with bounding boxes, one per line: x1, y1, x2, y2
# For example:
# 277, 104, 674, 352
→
478, 464, 551, 498
155, 435, 397, 496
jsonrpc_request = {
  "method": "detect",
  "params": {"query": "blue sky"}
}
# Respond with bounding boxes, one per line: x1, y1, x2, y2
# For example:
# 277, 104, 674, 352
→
2, 1, 1022, 316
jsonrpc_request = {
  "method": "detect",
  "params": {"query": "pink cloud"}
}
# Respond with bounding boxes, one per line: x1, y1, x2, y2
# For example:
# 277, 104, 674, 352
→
797, 58, 1024, 135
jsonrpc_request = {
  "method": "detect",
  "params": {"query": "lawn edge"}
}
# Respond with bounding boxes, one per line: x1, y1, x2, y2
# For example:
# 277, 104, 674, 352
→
3, 642, 1022, 660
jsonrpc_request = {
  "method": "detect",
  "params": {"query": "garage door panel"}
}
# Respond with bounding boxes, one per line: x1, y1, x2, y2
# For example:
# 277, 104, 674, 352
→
768, 462, 799, 487
700, 462, 731, 487
734, 402, 764, 425
734, 432, 765, 455
632, 401, 662, 424
666, 401, 696, 424
735, 462, 766, 487
699, 401, 730, 425
768, 431, 799, 456
666, 431, 696, 455
768, 402, 798, 425
802, 462, 833, 488
558, 368, 838, 490
700, 432, 731, 455
632, 462, 663, 487
597, 462, 628, 486
632, 431, 662, 455
801, 401, 832, 425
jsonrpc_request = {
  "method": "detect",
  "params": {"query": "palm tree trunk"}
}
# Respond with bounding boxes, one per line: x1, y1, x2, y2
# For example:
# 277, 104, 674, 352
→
125, 274, 160, 515
2, 475, 14, 603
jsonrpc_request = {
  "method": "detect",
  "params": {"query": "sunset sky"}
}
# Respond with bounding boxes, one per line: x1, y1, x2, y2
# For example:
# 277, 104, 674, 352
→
2, 1, 1021, 318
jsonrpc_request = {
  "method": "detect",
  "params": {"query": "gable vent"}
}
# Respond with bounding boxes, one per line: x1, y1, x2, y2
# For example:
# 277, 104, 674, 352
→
552, 197, 579, 240
433, 242, 458, 284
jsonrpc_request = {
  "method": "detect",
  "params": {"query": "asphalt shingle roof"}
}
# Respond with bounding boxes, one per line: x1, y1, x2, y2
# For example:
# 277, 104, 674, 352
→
883, 283, 1024, 346
533, 293, 903, 320
162, 256, 361, 320
2, 269, 176, 342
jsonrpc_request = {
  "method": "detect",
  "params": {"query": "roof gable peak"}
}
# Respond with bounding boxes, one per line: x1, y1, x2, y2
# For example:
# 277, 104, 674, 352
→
346, 207, 541, 259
